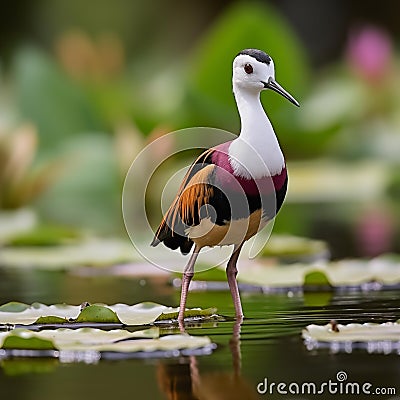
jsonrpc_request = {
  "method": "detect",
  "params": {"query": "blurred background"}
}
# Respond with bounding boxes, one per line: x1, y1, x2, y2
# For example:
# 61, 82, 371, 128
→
1, 0, 400, 259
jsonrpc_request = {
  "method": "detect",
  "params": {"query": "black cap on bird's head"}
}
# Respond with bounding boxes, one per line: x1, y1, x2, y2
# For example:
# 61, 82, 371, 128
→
233, 48, 299, 107
238, 49, 272, 65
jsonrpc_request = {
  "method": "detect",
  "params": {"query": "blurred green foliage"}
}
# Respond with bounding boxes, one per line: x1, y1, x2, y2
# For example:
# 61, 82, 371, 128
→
185, 2, 310, 131
0, 2, 399, 256
1, 1, 312, 235
13, 48, 105, 153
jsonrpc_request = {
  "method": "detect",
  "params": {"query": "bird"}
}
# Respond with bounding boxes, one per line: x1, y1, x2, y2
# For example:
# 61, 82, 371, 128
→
151, 48, 299, 322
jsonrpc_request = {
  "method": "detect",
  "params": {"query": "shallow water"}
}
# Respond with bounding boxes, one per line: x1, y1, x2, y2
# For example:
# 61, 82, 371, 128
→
0, 268, 399, 400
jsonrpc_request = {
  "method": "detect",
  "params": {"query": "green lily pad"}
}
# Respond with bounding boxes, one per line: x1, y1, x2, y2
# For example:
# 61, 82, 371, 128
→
287, 160, 388, 203
35, 316, 69, 324
2, 330, 55, 350
260, 235, 329, 262
91, 334, 212, 353
0, 302, 30, 312
7, 225, 80, 246
0, 303, 79, 325
235, 255, 400, 289
0, 209, 37, 245
156, 307, 217, 322
0, 302, 217, 326
75, 305, 121, 324
0, 328, 212, 355
0, 238, 139, 269
36, 327, 160, 348
304, 270, 332, 287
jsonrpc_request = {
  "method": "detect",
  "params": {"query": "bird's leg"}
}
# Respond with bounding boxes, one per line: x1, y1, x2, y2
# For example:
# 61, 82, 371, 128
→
178, 246, 200, 325
226, 243, 244, 319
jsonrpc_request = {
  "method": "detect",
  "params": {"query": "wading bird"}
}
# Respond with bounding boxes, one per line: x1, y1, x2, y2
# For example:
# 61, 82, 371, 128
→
151, 49, 299, 322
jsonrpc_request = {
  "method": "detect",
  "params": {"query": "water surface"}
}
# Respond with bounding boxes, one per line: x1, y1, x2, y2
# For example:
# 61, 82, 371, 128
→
0, 268, 399, 400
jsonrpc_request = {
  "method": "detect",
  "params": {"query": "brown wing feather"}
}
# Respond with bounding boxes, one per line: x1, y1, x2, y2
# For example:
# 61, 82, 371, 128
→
171, 164, 215, 228
151, 149, 215, 254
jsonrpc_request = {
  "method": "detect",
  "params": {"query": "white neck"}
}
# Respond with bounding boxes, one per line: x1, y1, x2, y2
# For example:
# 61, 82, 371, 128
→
228, 86, 285, 179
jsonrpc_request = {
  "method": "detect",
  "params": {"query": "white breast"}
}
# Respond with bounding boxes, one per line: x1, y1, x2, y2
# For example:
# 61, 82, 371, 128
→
228, 136, 284, 179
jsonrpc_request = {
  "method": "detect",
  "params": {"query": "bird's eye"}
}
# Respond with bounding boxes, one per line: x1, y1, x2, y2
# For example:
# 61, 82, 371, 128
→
244, 63, 253, 74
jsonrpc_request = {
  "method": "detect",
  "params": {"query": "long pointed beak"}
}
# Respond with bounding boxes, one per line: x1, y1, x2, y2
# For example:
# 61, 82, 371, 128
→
263, 77, 300, 107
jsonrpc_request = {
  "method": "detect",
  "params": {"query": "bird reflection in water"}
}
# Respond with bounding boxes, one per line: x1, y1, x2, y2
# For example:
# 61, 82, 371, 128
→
156, 317, 258, 400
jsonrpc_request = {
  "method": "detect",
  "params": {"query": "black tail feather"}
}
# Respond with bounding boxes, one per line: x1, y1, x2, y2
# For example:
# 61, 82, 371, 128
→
151, 221, 193, 255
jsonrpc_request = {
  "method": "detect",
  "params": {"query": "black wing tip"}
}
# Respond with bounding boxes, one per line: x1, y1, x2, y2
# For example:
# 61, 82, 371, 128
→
180, 239, 194, 255
150, 237, 160, 247
151, 234, 193, 255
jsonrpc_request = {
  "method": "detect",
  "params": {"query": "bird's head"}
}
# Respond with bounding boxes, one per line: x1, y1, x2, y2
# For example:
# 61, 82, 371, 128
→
233, 48, 299, 107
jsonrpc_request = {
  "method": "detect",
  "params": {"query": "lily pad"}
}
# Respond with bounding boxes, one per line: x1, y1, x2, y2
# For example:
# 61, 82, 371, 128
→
304, 270, 332, 287
0, 303, 80, 325
75, 305, 121, 324
0, 238, 139, 269
303, 321, 400, 342
0, 328, 212, 354
2, 330, 55, 350
287, 160, 388, 203
0, 209, 37, 245
0, 302, 30, 312
236, 255, 400, 290
0, 302, 217, 326
260, 235, 329, 263
156, 307, 217, 322
7, 224, 80, 246
35, 316, 69, 324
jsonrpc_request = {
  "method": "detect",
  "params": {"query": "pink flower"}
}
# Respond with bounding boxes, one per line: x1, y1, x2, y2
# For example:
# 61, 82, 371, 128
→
355, 208, 394, 257
346, 25, 393, 83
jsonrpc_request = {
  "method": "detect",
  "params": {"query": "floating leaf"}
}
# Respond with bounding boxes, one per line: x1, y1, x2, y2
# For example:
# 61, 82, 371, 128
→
304, 270, 332, 287
34, 327, 159, 348
7, 224, 80, 247
75, 305, 121, 324
0, 302, 30, 313
0, 327, 157, 350
90, 334, 212, 353
0, 302, 217, 326
0, 209, 37, 244
287, 160, 388, 203
156, 307, 217, 322
109, 303, 177, 325
2, 330, 55, 350
260, 235, 329, 263
0, 303, 80, 325
0, 328, 212, 355
0, 238, 138, 270
235, 255, 400, 290
237, 263, 309, 288
303, 321, 400, 342
35, 316, 69, 324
